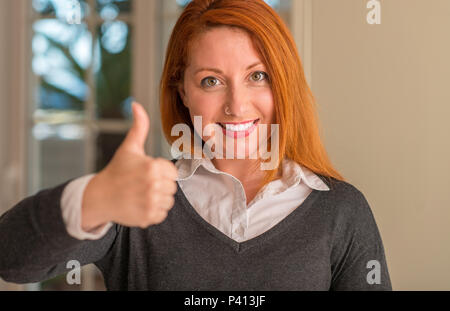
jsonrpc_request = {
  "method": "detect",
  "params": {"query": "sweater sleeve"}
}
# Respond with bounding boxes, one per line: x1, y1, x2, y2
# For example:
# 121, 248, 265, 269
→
0, 179, 118, 284
329, 185, 392, 291
61, 174, 113, 240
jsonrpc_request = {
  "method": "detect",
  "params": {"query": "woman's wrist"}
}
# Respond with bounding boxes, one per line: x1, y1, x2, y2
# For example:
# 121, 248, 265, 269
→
81, 173, 111, 232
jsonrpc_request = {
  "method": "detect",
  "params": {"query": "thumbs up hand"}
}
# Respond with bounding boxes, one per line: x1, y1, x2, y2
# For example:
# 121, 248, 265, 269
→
81, 102, 178, 230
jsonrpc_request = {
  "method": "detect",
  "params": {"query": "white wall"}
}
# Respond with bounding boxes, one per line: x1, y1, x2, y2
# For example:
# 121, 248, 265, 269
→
311, 0, 450, 290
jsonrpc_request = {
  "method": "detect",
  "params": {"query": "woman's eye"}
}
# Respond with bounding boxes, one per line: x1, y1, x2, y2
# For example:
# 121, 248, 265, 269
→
202, 77, 219, 87
201, 71, 268, 88
250, 71, 268, 82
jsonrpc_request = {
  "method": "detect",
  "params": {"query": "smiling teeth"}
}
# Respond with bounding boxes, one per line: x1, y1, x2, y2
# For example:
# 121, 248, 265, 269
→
224, 121, 254, 132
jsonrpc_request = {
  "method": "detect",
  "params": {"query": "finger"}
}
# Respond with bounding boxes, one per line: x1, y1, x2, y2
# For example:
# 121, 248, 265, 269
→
152, 209, 169, 225
152, 158, 179, 180
157, 195, 175, 211
119, 102, 150, 156
150, 179, 178, 195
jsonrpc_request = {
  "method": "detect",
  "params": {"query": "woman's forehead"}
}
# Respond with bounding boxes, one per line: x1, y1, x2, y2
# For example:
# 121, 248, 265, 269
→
187, 27, 263, 68
191, 26, 251, 48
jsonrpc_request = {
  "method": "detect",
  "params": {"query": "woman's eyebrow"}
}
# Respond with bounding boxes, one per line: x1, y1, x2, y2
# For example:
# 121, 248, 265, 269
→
194, 61, 263, 75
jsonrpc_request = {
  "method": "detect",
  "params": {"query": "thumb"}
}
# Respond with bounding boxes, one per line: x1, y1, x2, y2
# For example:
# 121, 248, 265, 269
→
120, 102, 150, 155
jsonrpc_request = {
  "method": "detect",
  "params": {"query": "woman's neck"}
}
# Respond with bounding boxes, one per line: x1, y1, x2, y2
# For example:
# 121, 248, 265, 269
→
211, 158, 262, 183
211, 158, 282, 204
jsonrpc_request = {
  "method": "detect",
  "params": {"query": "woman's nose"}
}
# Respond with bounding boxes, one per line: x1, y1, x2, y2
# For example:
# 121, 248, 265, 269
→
224, 85, 250, 117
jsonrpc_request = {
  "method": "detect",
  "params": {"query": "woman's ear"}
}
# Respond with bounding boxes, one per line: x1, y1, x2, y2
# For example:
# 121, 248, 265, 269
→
178, 84, 188, 108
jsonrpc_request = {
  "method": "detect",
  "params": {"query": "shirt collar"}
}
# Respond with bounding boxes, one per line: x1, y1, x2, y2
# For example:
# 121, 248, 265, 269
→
175, 157, 218, 181
175, 157, 330, 192
281, 158, 330, 191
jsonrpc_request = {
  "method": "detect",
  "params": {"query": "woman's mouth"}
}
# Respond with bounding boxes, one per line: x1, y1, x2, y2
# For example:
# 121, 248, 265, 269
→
216, 119, 259, 138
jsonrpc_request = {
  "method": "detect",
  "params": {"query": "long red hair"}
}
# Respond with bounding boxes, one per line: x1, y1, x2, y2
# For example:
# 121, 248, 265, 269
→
160, 0, 345, 189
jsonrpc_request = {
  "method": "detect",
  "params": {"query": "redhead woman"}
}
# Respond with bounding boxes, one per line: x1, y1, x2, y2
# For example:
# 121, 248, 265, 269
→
0, 0, 392, 290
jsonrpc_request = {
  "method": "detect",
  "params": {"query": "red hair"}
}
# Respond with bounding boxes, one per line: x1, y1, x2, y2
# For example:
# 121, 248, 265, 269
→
160, 0, 345, 189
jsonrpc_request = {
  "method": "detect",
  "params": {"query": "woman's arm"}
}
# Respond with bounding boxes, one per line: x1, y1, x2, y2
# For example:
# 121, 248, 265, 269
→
329, 185, 393, 291
0, 103, 178, 284
0, 178, 118, 284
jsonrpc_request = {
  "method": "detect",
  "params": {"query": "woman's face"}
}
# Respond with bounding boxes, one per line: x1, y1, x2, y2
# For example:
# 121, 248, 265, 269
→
178, 26, 275, 159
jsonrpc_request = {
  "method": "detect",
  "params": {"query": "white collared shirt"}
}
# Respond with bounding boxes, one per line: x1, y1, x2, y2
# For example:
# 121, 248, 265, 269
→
61, 157, 330, 242
175, 157, 330, 242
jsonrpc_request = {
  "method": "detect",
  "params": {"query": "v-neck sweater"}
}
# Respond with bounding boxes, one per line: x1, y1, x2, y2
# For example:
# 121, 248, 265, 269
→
0, 172, 392, 290
60, 157, 330, 242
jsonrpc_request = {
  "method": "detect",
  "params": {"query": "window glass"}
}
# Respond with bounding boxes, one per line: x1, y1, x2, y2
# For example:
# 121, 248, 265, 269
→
97, 0, 132, 15
32, 19, 90, 113
95, 22, 133, 119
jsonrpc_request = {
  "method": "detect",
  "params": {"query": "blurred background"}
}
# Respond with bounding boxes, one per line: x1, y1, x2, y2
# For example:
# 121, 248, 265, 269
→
0, 0, 449, 290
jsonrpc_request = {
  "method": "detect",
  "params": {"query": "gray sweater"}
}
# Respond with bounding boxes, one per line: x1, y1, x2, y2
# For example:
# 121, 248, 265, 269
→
0, 170, 392, 290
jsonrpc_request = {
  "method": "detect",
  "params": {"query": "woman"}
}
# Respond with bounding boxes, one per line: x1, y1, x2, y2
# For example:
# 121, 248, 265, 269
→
0, 0, 392, 290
